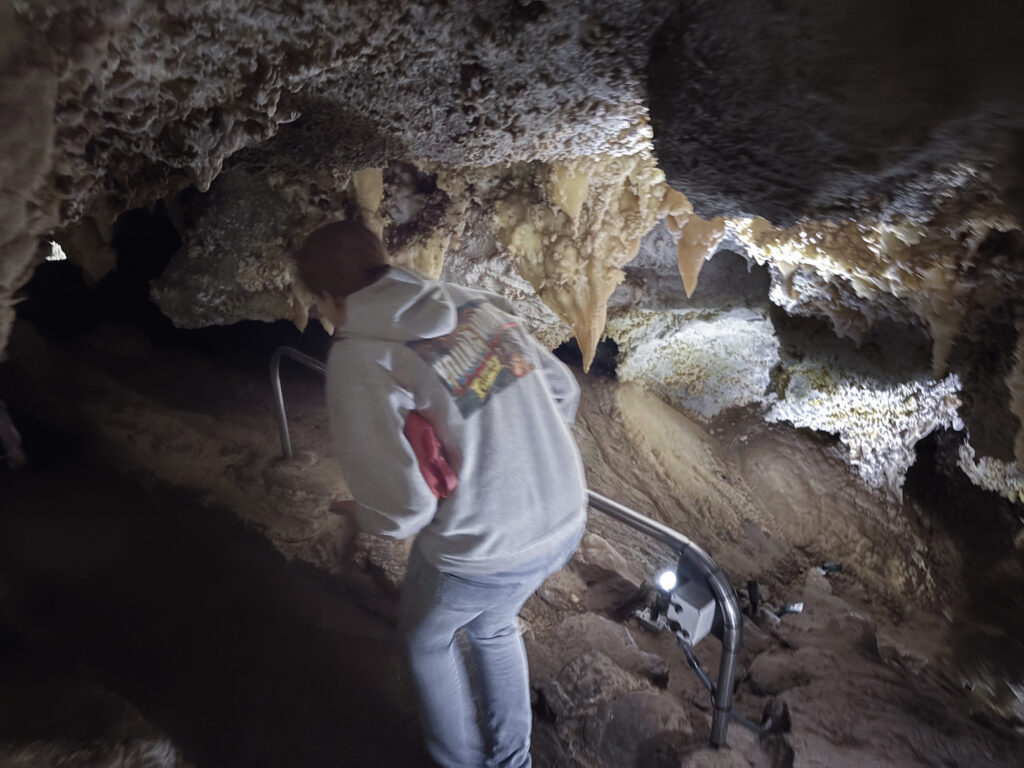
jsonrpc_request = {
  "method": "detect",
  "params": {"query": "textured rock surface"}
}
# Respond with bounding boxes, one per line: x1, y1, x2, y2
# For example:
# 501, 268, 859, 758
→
726, 205, 1024, 497
3, 0, 675, 355
648, 0, 1024, 226
8, 321, 1023, 765
441, 203, 570, 348
727, 201, 1022, 378
600, 181, 1024, 497
485, 149, 673, 368
0, 3, 58, 361
767, 362, 964, 494
6, 0, 1024, 502
608, 306, 780, 419
151, 143, 680, 370
6, 2, 1024, 762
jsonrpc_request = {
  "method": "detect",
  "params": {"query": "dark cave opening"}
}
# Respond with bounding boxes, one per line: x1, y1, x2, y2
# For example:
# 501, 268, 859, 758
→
15, 204, 334, 377
16, 205, 181, 344
904, 429, 1024, 693
2, 210, 433, 768
554, 336, 618, 377
0, 454, 427, 768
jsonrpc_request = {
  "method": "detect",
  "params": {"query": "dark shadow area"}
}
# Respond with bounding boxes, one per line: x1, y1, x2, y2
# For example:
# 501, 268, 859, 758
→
554, 337, 618, 378
683, 248, 771, 306
16, 206, 181, 345
948, 300, 1021, 463
0, 428, 429, 767
768, 302, 934, 377
15, 205, 334, 380
620, 230, 772, 313
904, 430, 1024, 701
649, 0, 1024, 225
2, 208, 420, 763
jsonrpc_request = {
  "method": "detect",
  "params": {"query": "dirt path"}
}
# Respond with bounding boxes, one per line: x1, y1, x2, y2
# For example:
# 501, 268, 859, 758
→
3, 316, 1024, 766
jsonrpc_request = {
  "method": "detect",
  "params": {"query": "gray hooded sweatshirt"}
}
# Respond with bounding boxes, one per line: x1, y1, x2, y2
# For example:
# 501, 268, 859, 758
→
327, 267, 587, 574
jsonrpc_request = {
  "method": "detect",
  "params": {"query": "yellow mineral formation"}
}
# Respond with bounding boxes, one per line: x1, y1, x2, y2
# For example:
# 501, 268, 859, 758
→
908, 264, 972, 378
386, 216, 468, 281
660, 188, 726, 298
352, 167, 384, 239
547, 161, 593, 222
493, 151, 667, 370
727, 211, 1015, 377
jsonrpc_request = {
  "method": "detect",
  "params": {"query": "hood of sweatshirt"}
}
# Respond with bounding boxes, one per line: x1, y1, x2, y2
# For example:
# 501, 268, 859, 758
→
340, 267, 458, 342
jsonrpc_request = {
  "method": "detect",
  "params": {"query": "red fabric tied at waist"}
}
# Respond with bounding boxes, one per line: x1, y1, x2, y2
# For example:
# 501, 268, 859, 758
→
404, 411, 458, 499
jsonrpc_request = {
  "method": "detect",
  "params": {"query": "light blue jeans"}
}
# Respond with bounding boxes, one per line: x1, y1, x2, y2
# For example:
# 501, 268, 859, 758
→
398, 528, 583, 768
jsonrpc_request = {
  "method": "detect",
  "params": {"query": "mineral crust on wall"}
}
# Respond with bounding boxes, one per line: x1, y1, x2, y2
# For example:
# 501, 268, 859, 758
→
485, 149, 672, 370
727, 197, 1022, 379
648, 0, 1024, 226
717, 193, 1024, 498
1, 0, 675, 357
646, 0, 1024, 497
7, 0, 1024, 508
603, 188, 1024, 499
608, 306, 780, 420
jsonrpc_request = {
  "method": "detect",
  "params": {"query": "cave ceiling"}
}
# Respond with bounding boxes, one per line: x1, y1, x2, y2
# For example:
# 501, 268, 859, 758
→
4, 0, 1024, 501
649, 0, 1024, 226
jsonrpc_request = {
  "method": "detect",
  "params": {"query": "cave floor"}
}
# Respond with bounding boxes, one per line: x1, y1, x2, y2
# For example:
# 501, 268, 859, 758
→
0, 458, 429, 767
1, 317, 1023, 767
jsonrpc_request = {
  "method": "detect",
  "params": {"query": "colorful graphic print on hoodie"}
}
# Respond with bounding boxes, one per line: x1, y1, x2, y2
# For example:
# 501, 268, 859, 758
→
406, 299, 535, 417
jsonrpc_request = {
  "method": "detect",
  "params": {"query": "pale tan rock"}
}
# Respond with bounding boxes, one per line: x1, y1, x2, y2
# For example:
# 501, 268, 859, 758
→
661, 188, 726, 298
534, 567, 588, 614
684, 747, 757, 768
728, 205, 1020, 379
353, 167, 384, 238
575, 531, 646, 588
493, 150, 668, 370
529, 612, 669, 690
584, 689, 693, 765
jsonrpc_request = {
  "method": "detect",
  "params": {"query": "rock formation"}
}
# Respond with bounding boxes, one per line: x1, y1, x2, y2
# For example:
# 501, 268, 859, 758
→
3, 2, 1024, 540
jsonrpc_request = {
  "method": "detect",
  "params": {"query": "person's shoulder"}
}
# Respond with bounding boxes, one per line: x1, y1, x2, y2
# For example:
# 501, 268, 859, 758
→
441, 282, 517, 316
328, 335, 390, 367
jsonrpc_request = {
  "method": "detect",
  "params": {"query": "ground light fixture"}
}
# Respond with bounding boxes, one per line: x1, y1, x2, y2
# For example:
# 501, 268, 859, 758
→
637, 555, 790, 740
269, 346, 788, 747
656, 569, 678, 592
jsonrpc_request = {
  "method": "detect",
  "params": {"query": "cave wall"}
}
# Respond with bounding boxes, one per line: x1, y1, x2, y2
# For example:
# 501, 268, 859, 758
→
1, 0, 675, 358
4, 0, 1024, 501
648, 0, 1024, 226
643, 0, 1024, 501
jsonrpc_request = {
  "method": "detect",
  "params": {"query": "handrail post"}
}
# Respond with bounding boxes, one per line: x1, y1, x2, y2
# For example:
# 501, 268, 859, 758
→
270, 346, 327, 460
269, 346, 743, 747
585, 491, 741, 746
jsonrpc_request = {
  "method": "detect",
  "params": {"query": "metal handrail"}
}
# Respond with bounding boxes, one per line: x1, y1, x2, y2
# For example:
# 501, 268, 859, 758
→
270, 346, 326, 461
269, 345, 743, 747
585, 491, 742, 746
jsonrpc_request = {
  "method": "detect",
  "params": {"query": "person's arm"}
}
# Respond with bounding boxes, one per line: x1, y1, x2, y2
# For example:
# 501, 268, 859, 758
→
327, 353, 438, 539
531, 339, 581, 425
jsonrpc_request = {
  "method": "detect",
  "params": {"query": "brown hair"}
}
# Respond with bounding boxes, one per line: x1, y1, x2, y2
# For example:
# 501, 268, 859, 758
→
293, 220, 389, 299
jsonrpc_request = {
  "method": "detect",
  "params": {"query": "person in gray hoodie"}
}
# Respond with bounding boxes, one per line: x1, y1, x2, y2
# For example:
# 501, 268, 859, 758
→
293, 221, 587, 768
